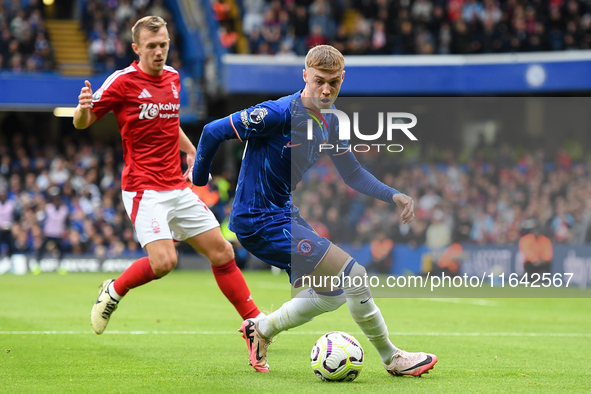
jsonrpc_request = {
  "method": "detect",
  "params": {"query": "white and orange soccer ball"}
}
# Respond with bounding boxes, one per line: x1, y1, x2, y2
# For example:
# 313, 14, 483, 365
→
310, 331, 364, 382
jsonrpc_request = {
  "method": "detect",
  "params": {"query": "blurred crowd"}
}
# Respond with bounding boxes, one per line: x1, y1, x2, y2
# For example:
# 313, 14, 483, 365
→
81, 0, 182, 73
0, 0, 54, 71
226, 0, 591, 55
4, 0, 590, 73
293, 144, 591, 251
0, 127, 242, 260
0, 133, 145, 259
1, 126, 589, 260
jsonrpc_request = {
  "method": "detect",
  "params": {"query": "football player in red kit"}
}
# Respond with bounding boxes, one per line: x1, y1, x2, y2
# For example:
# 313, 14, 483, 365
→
73, 16, 261, 334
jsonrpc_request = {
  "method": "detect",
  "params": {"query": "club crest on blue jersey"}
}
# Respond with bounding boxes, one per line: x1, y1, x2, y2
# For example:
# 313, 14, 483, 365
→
297, 239, 315, 256
249, 108, 268, 124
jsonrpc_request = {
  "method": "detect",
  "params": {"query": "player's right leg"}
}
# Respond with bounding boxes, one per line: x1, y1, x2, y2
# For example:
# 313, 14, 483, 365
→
90, 239, 177, 334
236, 217, 344, 372
91, 190, 177, 334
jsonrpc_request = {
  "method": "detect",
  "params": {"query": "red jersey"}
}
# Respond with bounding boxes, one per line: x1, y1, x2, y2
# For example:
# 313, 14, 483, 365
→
91, 60, 186, 192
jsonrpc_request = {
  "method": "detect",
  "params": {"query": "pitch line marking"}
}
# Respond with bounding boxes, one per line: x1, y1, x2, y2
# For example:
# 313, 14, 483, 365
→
418, 298, 501, 306
1, 330, 589, 337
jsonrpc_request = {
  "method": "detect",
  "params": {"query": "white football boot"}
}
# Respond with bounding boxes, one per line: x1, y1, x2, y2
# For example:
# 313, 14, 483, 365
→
384, 349, 438, 376
91, 279, 119, 334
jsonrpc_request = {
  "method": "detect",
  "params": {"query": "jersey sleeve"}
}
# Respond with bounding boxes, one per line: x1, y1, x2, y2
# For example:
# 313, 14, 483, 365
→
228, 100, 289, 142
330, 150, 400, 205
326, 110, 350, 157
193, 99, 289, 186
90, 72, 125, 120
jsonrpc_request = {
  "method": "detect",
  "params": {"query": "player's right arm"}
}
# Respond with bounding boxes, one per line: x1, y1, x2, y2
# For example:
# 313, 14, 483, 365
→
193, 101, 288, 186
73, 80, 98, 129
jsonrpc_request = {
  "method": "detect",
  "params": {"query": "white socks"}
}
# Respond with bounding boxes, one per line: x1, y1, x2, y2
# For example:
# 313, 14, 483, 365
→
258, 288, 345, 338
108, 281, 122, 301
341, 262, 397, 363
257, 259, 397, 364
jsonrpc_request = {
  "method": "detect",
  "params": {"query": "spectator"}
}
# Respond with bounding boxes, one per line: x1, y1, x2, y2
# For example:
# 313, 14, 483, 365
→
64, 229, 88, 255
0, 189, 15, 256
276, 41, 296, 57
370, 20, 389, 54
219, 25, 238, 52
393, 19, 415, 54
426, 209, 452, 250
306, 24, 327, 49
38, 189, 69, 260
418, 187, 441, 215
551, 197, 574, 243
291, 5, 309, 55
412, 0, 433, 23
519, 229, 552, 275
368, 230, 394, 274
463, 0, 484, 23
331, 23, 349, 54
309, 0, 336, 39
242, 0, 265, 35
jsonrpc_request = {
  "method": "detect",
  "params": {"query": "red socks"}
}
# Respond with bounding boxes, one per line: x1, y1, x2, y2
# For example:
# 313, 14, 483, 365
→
212, 259, 260, 320
113, 256, 157, 297
112, 256, 259, 320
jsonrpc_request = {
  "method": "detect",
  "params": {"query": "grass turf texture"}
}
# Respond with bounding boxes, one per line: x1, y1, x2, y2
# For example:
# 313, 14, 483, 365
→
1, 270, 590, 393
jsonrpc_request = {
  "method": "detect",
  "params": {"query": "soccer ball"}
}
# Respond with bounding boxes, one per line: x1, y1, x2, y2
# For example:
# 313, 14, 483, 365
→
310, 331, 364, 382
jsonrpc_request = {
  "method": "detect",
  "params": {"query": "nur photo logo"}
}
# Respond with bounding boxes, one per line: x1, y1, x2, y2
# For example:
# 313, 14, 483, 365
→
306, 109, 418, 153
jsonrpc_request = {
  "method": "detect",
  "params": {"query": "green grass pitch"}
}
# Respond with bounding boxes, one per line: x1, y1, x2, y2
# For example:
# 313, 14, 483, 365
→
1, 270, 590, 393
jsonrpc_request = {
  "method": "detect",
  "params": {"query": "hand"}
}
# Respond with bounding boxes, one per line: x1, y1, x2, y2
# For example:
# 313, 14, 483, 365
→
185, 152, 195, 173
78, 80, 93, 110
184, 151, 196, 182
183, 165, 194, 182
183, 164, 212, 184
393, 193, 415, 225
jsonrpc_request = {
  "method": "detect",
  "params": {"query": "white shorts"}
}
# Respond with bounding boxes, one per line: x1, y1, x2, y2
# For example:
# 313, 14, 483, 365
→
122, 188, 219, 247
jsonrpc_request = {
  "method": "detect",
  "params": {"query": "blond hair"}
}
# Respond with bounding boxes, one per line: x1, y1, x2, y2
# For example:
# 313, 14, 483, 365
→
305, 45, 345, 72
132, 16, 167, 45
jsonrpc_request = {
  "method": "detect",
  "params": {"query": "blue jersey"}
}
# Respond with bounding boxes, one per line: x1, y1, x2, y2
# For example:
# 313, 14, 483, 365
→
194, 91, 399, 235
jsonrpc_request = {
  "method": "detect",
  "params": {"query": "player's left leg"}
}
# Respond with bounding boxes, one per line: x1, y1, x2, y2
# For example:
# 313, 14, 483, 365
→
185, 227, 260, 320
332, 252, 437, 376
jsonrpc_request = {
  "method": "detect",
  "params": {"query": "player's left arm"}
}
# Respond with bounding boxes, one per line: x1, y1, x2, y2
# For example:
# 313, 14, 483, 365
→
330, 151, 415, 224
179, 126, 197, 181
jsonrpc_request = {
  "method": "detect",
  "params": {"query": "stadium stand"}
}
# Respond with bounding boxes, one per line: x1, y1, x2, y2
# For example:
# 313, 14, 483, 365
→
80, 0, 182, 73
229, 0, 591, 55
1, 1, 591, 282
1, 114, 588, 262
0, 0, 55, 71
0, 123, 146, 259
293, 141, 591, 248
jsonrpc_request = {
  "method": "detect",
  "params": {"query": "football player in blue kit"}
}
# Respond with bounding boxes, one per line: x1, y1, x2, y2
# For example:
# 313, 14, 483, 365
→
192, 45, 438, 376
